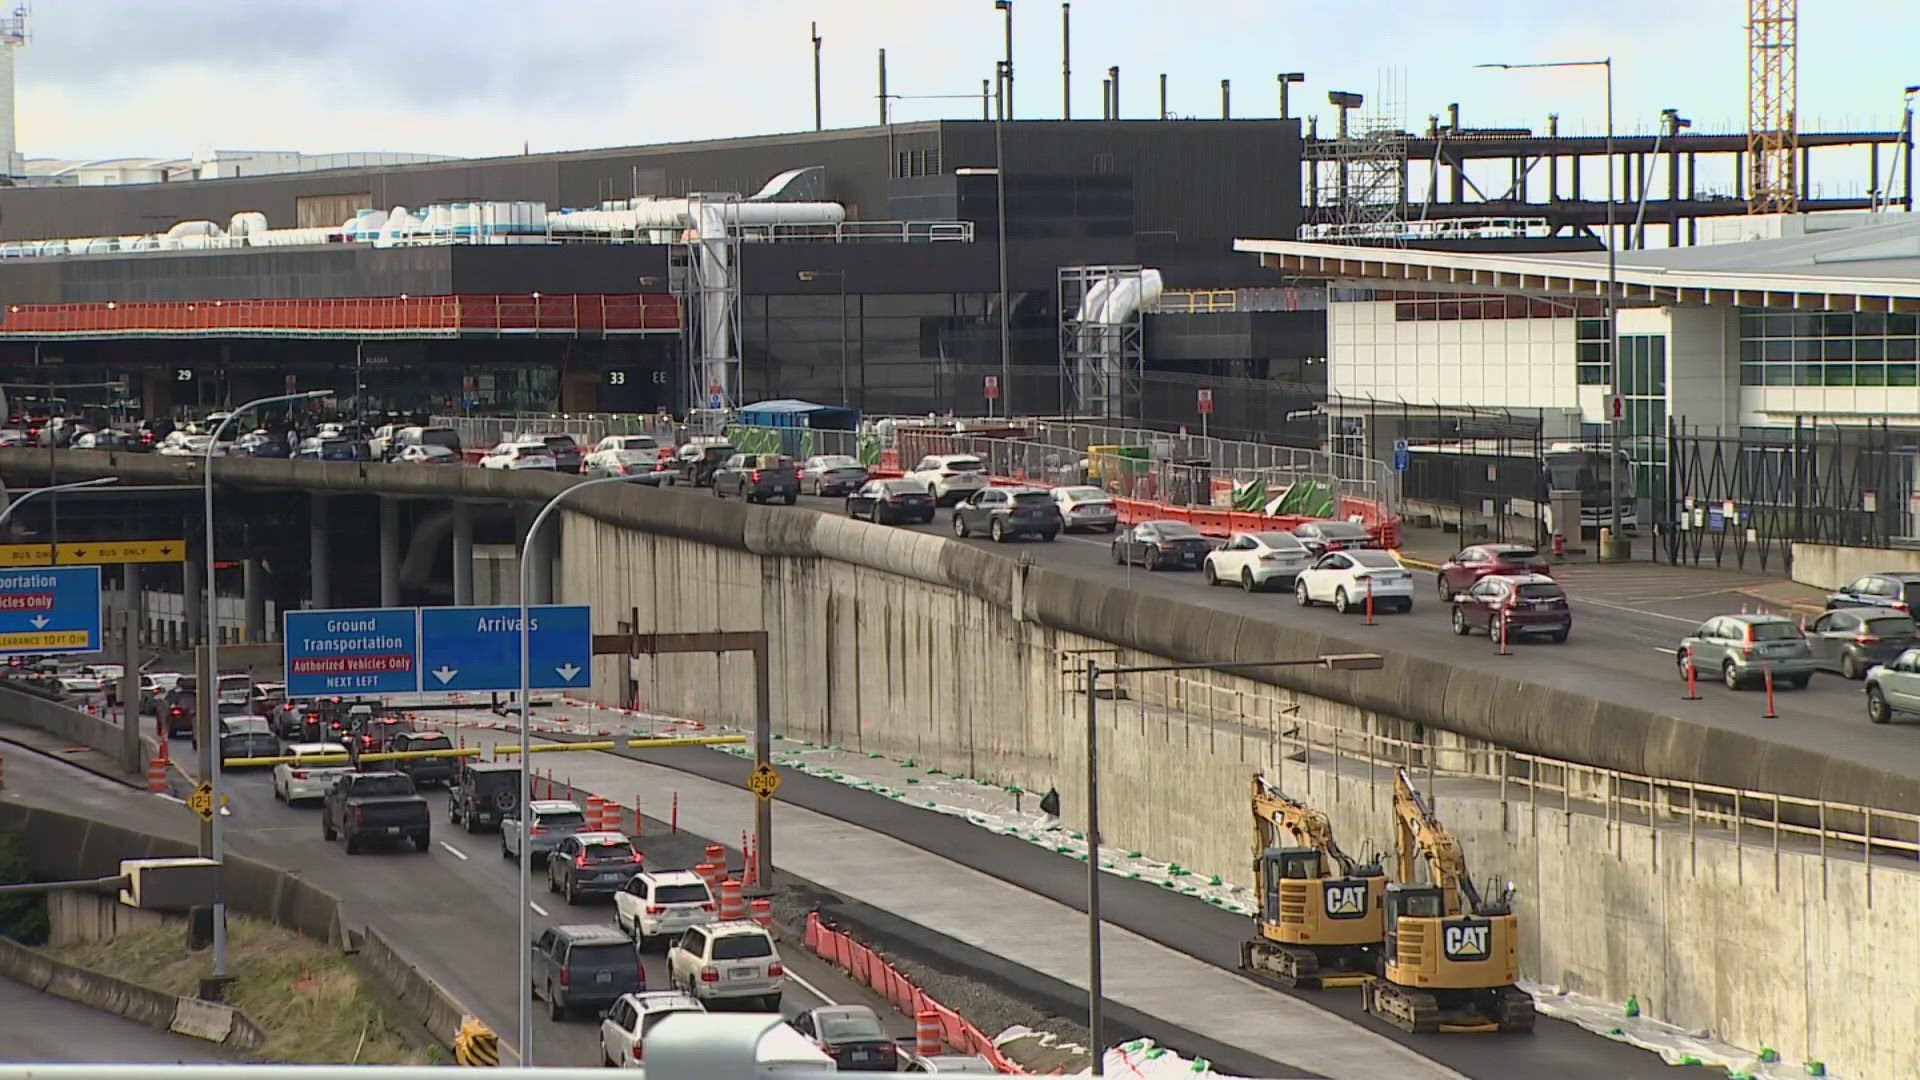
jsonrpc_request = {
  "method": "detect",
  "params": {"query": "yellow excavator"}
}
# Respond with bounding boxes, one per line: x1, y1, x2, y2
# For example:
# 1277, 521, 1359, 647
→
1238, 774, 1386, 989
1363, 768, 1534, 1033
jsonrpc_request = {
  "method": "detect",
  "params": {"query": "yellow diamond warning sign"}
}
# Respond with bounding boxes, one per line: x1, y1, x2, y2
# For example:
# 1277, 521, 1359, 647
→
746, 763, 782, 801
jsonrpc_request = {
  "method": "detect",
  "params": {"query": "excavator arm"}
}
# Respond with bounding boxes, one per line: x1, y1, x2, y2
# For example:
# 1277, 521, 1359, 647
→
1250, 774, 1357, 876
1391, 769, 1483, 915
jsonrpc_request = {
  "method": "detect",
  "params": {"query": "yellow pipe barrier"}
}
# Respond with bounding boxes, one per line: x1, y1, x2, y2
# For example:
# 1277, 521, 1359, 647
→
223, 733, 745, 768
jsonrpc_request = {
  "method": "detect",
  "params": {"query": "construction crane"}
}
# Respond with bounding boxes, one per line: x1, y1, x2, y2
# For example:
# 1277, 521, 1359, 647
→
1237, 774, 1385, 989
1747, 0, 1799, 214
1363, 769, 1534, 1034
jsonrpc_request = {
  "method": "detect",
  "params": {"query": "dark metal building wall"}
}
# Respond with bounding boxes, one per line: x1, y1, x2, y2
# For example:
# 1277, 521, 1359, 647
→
0, 246, 455, 304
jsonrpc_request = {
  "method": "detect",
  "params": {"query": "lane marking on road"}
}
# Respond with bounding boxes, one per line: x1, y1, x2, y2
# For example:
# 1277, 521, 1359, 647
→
785, 969, 836, 1007
438, 841, 469, 860
1567, 595, 1699, 624
1652, 647, 1679, 655
155, 793, 185, 805
529, 902, 548, 917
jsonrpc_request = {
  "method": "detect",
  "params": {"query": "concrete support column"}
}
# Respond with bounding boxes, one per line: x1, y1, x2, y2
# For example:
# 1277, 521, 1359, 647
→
530, 516, 557, 605
310, 494, 331, 609
379, 498, 401, 607
451, 503, 474, 607
242, 559, 266, 643
182, 558, 203, 647
124, 563, 143, 647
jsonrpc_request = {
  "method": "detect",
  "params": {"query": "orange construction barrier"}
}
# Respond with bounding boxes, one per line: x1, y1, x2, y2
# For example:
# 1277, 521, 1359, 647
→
916, 1012, 942, 1057
719, 878, 745, 921
694, 862, 718, 894
749, 897, 773, 930
146, 758, 167, 793
704, 843, 726, 875
585, 795, 606, 831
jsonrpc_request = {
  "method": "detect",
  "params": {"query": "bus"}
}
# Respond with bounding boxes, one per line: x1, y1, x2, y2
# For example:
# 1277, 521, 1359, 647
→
1400, 440, 1636, 535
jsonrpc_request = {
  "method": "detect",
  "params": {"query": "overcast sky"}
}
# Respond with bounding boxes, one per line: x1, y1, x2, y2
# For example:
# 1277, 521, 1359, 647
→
14, 0, 1920, 164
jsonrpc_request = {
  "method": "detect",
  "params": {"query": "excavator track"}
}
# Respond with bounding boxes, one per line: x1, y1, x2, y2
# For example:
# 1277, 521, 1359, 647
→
1240, 938, 1322, 989
1364, 979, 1440, 1034
1495, 986, 1536, 1033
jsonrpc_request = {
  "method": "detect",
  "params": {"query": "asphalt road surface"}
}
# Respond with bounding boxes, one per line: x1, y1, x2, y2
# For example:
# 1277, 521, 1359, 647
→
793, 491, 1920, 778
0, 974, 230, 1064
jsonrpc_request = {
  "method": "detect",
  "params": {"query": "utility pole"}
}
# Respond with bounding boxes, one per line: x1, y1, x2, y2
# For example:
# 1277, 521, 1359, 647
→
995, 0, 1013, 118
1060, 2, 1070, 119
811, 23, 823, 131
877, 48, 888, 125
1220, 79, 1230, 119
1159, 74, 1167, 120
1107, 66, 1119, 118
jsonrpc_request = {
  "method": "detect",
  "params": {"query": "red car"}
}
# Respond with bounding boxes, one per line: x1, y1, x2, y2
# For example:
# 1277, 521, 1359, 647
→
1436, 543, 1551, 600
1449, 573, 1571, 643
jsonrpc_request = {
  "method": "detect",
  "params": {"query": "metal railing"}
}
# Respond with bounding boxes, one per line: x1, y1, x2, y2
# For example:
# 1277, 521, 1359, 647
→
429, 413, 679, 450
1084, 661, 1920, 892
732, 220, 975, 244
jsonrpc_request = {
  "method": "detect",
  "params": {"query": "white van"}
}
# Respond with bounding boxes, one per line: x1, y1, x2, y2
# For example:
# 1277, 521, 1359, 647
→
623, 1018, 835, 1073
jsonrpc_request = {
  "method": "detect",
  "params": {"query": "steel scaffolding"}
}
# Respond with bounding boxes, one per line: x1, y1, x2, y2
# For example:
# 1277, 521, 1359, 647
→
1058, 265, 1144, 422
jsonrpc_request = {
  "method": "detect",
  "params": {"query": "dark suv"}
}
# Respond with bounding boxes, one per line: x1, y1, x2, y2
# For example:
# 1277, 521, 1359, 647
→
541, 435, 584, 474
711, 454, 801, 504
1825, 572, 1920, 613
530, 924, 646, 1021
449, 761, 524, 832
951, 486, 1062, 543
390, 730, 456, 788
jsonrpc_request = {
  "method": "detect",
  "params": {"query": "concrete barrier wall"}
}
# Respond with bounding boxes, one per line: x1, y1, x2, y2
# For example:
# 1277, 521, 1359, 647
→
356, 925, 471, 1049
47, 887, 182, 946
1791, 541, 1920, 591
0, 935, 267, 1050
0, 683, 138, 775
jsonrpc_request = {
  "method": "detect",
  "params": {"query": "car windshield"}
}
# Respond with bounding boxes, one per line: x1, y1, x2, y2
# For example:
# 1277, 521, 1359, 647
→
471, 771, 520, 791
945, 458, 984, 472
610, 450, 656, 464
224, 717, 272, 733
1867, 616, 1917, 636
351, 776, 416, 797
1516, 582, 1565, 599
1011, 493, 1052, 507
818, 1012, 886, 1042
879, 480, 923, 494
408, 735, 452, 750
1057, 486, 1106, 501
654, 884, 709, 904
543, 436, 578, 452
1253, 532, 1300, 548
1318, 523, 1371, 540
710, 935, 773, 960
1351, 550, 1400, 568
1153, 523, 1201, 539
537, 810, 588, 829
421, 429, 460, 450
568, 943, 632, 966
582, 842, 637, 863
814, 455, 857, 468
617, 436, 658, 450
318, 440, 357, 460
1748, 621, 1803, 641
1493, 547, 1539, 561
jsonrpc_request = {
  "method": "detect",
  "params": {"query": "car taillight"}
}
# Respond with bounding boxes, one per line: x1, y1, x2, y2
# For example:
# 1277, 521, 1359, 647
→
699, 968, 719, 983
1326, 541, 1346, 551
529, 826, 546, 835
558, 967, 570, 987
646, 905, 665, 915
576, 853, 590, 868
291, 769, 309, 779
766, 962, 784, 977
1896, 601, 1911, 612
351, 807, 364, 825
751, 470, 763, 482
632, 1043, 644, 1061
169, 707, 183, 717
700, 902, 716, 912
331, 720, 342, 730
1743, 626, 1756, 652
1856, 634, 1881, 644
1157, 542, 1176, 551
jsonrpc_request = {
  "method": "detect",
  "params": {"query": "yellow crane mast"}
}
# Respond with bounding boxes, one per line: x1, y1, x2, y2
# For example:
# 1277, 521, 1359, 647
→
1364, 768, 1534, 1033
1237, 774, 1385, 989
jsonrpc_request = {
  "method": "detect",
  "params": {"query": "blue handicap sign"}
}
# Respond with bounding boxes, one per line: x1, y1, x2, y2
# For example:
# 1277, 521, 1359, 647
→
418, 604, 592, 693
283, 607, 420, 697
0, 566, 101, 656
1392, 438, 1410, 473
708, 393, 724, 411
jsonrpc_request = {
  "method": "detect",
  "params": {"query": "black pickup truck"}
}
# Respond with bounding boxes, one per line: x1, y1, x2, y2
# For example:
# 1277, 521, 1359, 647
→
321, 771, 431, 854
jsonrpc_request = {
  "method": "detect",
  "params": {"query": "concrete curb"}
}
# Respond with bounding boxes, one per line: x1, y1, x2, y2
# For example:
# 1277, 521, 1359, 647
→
355, 925, 469, 1050
0, 937, 267, 1051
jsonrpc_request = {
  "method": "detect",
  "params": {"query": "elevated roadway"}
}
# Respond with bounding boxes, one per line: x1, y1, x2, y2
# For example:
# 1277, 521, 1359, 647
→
0, 975, 229, 1064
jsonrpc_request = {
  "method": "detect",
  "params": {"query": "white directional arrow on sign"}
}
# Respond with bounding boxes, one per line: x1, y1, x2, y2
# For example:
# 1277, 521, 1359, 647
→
432, 667, 458, 685
554, 663, 582, 683
29, 615, 47, 629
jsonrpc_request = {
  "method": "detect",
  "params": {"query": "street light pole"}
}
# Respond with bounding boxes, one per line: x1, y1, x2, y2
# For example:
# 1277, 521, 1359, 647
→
516, 474, 636, 1064
1477, 57, 1618, 551
1075, 652, 1382, 1073
0, 476, 117, 530
201, 388, 331, 987
993, 81, 1011, 418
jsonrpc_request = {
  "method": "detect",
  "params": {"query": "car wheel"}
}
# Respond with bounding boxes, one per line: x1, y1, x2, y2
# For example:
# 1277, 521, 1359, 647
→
502, 841, 513, 859
1551, 628, 1570, 644
1241, 569, 1258, 593
1451, 607, 1470, 635
952, 513, 969, 538
344, 833, 361, 855
1112, 545, 1125, 565
565, 878, 578, 905
1397, 599, 1413, 614
1437, 576, 1452, 601
1789, 674, 1811, 689
990, 519, 1006, 543
413, 831, 431, 852
1841, 652, 1861, 680
323, 816, 336, 841
1676, 652, 1694, 681
1203, 563, 1218, 586
762, 993, 781, 1011
1868, 686, 1891, 724
1723, 660, 1742, 690
1295, 579, 1312, 606
783, 494, 797, 505
1042, 530, 1057, 542
273, 781, 284, 801
712, 482, 724, 498
1334, 587, 1352, 615
548, 869, 560, 894
549, 987, 566, 1021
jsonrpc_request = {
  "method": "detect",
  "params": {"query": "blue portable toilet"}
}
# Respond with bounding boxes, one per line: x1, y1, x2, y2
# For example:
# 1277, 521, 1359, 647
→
735, 399, 860, 456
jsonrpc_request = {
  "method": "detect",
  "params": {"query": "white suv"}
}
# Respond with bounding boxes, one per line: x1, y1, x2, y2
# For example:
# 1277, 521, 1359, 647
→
666, 921, 785, 1011
480, 441, 558, 470
615, 870, 716, 949
906, 454, 989, 506
600, 990, 704, 1069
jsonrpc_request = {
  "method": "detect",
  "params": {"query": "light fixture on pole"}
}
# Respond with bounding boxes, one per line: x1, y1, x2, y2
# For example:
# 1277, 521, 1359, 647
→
515, 473, 640, 1063
1478, 58, 1618, 552
201, 388, 331, 991
1073, 651, 1383, 1074
798, 270, 851, 408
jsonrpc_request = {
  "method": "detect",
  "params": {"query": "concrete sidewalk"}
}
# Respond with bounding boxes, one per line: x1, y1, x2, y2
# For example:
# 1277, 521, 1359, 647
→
453, 725, 1463, 1080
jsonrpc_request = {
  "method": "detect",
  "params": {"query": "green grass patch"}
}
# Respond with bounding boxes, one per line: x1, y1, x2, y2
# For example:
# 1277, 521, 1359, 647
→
44, 916, 430, 1065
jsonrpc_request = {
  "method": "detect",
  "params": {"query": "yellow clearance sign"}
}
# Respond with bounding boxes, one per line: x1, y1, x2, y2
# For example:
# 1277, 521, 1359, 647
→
0, 539, 187, 567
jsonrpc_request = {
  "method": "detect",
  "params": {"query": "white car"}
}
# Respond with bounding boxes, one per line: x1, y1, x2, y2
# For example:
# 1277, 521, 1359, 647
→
1294, 548, 1415, 615
587, 434, 660, 464
600, 990, 704, 1069
1051, 485, 1119, 533
618, 1019, 831, 1072
156, 432, 215, 456
271, 743, 350, 804
1204, 531, 1312, 592
56, 673, 104, 695
614, 870, 717, 948
367, 423, 399, 460
905, 454, 989, 506
394, 443, 460, 465
480, 441, 558, 470
666, 921, 785, 1010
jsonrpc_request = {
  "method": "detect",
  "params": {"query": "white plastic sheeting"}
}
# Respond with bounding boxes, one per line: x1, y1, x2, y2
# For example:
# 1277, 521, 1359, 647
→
1526, 983, 1835, 1078
995, 1028, 1252, 1080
